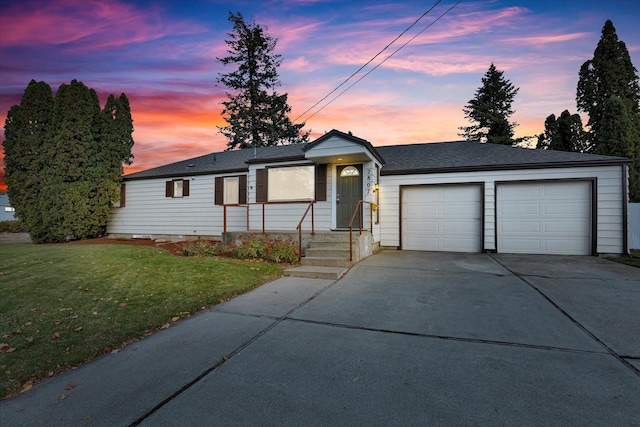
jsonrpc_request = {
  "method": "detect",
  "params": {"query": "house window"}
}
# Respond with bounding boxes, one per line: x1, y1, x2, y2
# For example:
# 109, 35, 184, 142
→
165, 179, 190, 198
268, 165, 315, 201
174, 180, 183, 198
224, 177, 239, 205
4, 207, 15, 212
340, 165, 360, 177
215, 175, 247, 205
255, 165, 326, 203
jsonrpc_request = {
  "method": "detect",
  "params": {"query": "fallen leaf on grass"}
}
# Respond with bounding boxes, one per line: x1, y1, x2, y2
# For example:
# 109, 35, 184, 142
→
25, 337, 34, 343
74, 327, 83, 332
119, 303, 127, 307
160, 323, 170, 330
20, 381, 33, 393
171, 316, 179, 322
0, 343, 9, 351
51, 332, 60, 340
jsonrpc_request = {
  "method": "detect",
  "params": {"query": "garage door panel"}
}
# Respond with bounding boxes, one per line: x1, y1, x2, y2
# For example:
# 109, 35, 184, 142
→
402, 185, 481, 252
501, 203, 541, 215
501, 239, 541, 251
544, 220, 586, 233
497, 181, 590, 255
442, 220, 477, 233
501, 221, 540, 233
544, 202, 587, 215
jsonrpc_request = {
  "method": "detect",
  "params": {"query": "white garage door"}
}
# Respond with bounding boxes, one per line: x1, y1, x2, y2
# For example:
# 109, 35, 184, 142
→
497, 181, 591, 255
402, 185, 482, 252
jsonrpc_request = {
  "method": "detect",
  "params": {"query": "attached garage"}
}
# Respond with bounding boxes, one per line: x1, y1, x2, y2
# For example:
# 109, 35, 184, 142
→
496, 180, 592, 255
402, 184, 482, 252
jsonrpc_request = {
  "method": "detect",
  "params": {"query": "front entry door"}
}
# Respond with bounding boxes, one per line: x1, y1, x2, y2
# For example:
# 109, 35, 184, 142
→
336, 164, 363, 229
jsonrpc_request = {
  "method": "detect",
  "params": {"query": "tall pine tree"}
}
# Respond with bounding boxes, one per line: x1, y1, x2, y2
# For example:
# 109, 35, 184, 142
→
459, 63, 520, 145
217, 12, 309, 150
576, 20, 640, 201
536, 110, 588, 152
2, 80, 134, 242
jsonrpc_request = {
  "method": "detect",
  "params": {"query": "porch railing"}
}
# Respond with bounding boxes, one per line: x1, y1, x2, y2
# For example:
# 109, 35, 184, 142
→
348, 200, 376, 262
223, 204, 249, 233
295, 201, 315, 261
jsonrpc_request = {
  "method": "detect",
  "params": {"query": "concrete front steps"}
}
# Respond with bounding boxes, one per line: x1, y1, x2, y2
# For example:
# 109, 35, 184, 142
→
284, 232, 353, 280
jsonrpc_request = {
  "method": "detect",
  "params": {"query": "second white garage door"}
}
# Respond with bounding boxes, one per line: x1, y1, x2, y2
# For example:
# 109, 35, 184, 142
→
497, 181, 591, 255
402, 185, 482, 252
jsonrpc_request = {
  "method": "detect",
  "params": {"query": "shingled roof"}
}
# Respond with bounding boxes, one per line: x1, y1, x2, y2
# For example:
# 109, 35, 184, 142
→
124, 139, 629, 181
124, 143, 307, 180
377, 141, 630, 175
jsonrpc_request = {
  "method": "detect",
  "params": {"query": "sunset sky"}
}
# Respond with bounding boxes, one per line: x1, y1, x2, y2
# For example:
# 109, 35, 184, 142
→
1, 0, 639, 192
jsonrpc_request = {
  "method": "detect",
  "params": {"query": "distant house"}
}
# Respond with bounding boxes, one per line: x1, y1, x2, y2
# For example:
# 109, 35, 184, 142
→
107, 129, 632, 256
0, 192, 16, 222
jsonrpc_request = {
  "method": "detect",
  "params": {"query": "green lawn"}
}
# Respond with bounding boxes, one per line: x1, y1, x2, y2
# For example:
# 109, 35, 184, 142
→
609, 249, 640, 268
0, 243, 283, 399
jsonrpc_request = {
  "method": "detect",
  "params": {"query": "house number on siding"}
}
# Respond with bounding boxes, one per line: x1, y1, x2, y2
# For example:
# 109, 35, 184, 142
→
366, 168, 374, 195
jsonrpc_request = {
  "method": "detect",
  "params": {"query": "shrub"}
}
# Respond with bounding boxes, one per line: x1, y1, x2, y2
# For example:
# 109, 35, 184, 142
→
264, 236, 299, 263
182, 240, 230, 257
0, 220, 28, 233
181, 234, 298, 264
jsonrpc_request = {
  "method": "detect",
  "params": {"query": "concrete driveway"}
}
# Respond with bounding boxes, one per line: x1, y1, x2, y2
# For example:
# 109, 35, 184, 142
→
2, 251, 639, 426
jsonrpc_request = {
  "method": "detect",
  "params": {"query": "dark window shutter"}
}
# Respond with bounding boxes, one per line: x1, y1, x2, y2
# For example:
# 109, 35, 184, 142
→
119, 183, 126, 207
214, 177, 223, 205
239, 175, 247, 204
183, 179, 190, 197
165, 181, 173, 198
256, 169, 267, 202
315, 164, 327, 201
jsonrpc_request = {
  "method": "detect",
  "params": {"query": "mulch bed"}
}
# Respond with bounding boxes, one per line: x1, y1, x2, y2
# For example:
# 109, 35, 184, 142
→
68, 237, 193, 256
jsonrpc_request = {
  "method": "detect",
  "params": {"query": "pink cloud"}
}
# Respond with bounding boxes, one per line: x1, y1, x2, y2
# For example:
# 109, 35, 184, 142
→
502, 33, 590, 45
0, 0, 206, 51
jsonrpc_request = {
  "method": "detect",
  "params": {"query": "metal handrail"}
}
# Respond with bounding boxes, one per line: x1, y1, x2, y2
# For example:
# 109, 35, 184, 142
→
295, 201, 315, 261
348, 200, 376, 262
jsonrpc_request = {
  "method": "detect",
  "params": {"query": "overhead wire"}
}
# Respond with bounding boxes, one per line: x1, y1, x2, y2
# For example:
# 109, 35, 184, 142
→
294, 0, 463, 124
292, 0, 442, 123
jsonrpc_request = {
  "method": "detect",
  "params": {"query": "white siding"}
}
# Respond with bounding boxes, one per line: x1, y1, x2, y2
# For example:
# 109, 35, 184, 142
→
379, 165, 625, 255
107, 174, 245, 238
305, 136, 373, 163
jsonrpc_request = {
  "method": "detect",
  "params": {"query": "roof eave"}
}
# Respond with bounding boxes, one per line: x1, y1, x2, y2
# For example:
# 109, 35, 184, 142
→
380, 159, 631, 176
123, 167, 249, 181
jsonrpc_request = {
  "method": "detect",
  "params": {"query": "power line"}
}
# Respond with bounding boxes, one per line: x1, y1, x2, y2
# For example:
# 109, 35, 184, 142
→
295, 0, 463, 124
293, 0, 443, 123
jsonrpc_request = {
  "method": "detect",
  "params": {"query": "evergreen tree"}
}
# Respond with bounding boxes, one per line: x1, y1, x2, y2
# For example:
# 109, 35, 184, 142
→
576, 19, 640, 201
3, 80, 53, 240
593, 96, 640, 201
459, 63, 520, 145
577, 20, 640, 129
536, 110, 588, 152
2, 80, 134, 242
217, 12, 309, 150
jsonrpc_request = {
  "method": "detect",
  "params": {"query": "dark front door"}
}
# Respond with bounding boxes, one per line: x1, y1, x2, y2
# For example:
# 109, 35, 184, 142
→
336, 164, 363, 229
